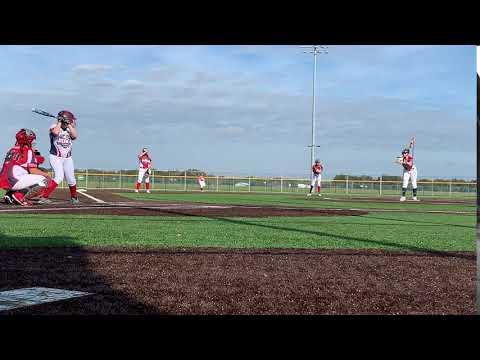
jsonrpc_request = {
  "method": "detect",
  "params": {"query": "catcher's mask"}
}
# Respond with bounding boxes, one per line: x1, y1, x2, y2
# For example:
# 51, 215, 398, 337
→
16, 128, 36, 147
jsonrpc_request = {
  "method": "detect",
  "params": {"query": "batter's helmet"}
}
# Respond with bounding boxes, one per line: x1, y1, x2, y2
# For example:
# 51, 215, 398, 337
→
58, 110, 76, 126
16, 128, 36, 147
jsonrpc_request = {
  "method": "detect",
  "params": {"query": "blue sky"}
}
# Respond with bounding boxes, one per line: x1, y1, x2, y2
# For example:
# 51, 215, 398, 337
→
0, 45, 476, 179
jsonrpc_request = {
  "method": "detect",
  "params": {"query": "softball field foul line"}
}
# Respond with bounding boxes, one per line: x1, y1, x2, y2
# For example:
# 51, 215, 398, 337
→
77, 189, 106, 203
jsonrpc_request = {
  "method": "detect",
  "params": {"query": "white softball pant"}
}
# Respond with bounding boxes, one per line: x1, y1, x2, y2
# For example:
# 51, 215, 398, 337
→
137, 168, 150, 183
311, 174, 322, 187
198, 180, 206, 188
12, 174, 48, 191
402, 166, 417, 188
49, 154, 76, 186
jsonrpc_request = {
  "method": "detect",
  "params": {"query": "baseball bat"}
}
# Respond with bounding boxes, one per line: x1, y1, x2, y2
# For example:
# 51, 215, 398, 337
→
32, 108, 58, 119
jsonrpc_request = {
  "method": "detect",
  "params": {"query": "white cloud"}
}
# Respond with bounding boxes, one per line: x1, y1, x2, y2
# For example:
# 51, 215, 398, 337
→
216, 126, 246, 136
122, 79, 145, 88
72, 64, 114, 73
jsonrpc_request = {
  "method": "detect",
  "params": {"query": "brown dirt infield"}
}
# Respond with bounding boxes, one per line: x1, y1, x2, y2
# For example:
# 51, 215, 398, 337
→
0, 190, 369, 217
0, 248, 475, 315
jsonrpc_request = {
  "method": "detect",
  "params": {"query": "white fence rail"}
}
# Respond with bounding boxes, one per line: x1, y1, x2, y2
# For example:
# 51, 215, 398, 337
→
53, 170, 477, 198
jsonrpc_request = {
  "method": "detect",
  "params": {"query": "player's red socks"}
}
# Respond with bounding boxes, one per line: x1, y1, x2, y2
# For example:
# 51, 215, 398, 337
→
317, 186, 321, 193
145, 183, 150, 190
69, 184, 77, 198
43, 180, 58, 198
135, 182, 141, 190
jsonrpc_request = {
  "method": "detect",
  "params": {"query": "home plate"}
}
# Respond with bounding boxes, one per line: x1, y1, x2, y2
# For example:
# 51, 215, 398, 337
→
0, 287, 91, 312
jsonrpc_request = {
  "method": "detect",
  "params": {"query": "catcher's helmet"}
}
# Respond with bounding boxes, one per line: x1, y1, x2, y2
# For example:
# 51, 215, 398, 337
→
58, 110, 76, 126
402, 148, 410, 155
16, 128, 36, 147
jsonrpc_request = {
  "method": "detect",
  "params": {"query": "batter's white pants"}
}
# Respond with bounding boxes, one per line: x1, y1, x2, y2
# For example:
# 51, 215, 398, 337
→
49, 154, 76, 186
402, 166, 417, 188
12, 174, 48, 191
311, 174, 322, 187
137, 168, 150, 183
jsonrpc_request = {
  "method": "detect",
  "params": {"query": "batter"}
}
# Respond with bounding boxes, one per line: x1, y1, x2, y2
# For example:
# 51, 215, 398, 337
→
41, 110, 79, 205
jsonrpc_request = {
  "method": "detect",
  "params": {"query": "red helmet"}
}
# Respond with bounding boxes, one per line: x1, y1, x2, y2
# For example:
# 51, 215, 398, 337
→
16, 128, 36, 147
58, 110, 76, 126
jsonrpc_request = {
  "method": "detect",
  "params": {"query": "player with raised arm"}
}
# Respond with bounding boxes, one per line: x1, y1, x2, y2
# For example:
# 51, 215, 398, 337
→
396, 137, 419, 202
1, 129, 51, 206
307, 159, 323, 197
135, 148, 152, 193
40, 110, 79, 205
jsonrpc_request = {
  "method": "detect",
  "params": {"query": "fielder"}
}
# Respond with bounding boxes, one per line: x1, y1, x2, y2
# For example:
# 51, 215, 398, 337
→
197, 175, 206, 191
307, 159, 323, 197
135, 148, 152, 193
41, 110, 79, 205
396, 137, 419, 202
0, 129, 51, 206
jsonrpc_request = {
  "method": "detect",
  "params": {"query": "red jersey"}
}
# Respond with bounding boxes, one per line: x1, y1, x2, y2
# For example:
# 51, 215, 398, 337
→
0, 145, 38, 189
139, 154, 152, 169
198, 176, 205, 182
312, 163, 323, 175
402, 154, 414, 171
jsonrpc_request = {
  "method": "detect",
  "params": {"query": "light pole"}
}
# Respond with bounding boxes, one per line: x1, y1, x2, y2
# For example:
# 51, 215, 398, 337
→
300, 45, 328, 169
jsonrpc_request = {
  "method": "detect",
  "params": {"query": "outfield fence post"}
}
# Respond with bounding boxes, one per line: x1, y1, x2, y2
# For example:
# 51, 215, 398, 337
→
346, 176, 349, 195
431, 179, 434, 197
184, 171, 187, 192
449, 179, 452, 197
151, 169, 155, 190
379, 176, 382, 197
119, 169, 122, 189
85, 169, 88, 190
216, 176, 219, 192
249, 176, 251, 192
280, 177, 283, 193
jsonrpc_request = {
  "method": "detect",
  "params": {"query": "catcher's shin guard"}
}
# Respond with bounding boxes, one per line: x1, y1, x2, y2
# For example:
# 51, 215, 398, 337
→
24, 184, 45, 201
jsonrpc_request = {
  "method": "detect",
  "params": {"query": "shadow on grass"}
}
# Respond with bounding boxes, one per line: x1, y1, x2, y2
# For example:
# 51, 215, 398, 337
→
138, 209, 475, 260
0, 232, 161, 315
358, 214, 475, 229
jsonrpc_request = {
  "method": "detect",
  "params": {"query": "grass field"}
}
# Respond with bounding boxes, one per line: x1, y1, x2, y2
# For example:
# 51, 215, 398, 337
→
0, 191, 475, 252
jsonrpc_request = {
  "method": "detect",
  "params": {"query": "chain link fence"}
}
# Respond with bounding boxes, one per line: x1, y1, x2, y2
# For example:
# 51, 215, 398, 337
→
53, 170, 477, 198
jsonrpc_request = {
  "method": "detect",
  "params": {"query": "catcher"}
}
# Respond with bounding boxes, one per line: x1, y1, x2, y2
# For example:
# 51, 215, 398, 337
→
135, 148, 152, 193
395, 137, 418, 202
1, 129, 51, 206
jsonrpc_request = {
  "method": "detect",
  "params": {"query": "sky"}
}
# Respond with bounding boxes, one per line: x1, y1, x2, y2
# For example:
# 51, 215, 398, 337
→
0, 45, 476, 179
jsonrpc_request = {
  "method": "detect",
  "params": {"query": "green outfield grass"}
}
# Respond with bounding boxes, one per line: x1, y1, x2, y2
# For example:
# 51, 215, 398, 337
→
0, 190, 475, 252
0, 211, 474, 251
118, 192, 476, 212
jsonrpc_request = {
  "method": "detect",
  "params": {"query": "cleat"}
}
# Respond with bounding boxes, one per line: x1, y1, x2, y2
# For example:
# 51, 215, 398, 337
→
306, 193, 312, 197
71, 197, 80, 205
146, 190, 151, 194
134, 189, 139, 193
412, 197, 419, 201
400, 196, 406, 202
318, 193, 322, 197
37, 197, 53, 205
4, 194, 13, 205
